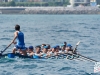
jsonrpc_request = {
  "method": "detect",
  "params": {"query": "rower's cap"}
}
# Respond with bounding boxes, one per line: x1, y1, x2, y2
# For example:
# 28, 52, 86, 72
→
52, 46, 56, 49
55, 45, 59, 47
29, 46, 34, 49
61, 44, 65, 47
43, 46, 48, 49
67, 44, 72, 47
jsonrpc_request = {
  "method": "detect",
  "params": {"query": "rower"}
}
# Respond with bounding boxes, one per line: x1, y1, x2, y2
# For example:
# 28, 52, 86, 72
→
11, 25, 27, 56
48, 46, 57, 57
59, 44, 66, 54
27, 46, 34, 57
47, 44, 52, 53
65, 44, 73, 54
55, 45, 60, 50
41, 44, 46, 49
33, 45, 41, 59
40, 46, 49, 58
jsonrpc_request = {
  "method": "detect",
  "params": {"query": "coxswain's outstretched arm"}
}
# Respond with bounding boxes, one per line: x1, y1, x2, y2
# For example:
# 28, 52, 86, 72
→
11, 31, 18, 44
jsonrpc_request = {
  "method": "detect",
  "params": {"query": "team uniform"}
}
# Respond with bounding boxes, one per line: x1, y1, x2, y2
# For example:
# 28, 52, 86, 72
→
14, 31, 26, 50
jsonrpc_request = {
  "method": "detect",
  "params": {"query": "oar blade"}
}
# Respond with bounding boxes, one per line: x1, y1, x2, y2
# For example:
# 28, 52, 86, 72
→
76, 41, 80, 46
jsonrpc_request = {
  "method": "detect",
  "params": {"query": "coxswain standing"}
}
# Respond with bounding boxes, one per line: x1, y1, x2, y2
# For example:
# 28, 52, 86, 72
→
11, 24, 27, 56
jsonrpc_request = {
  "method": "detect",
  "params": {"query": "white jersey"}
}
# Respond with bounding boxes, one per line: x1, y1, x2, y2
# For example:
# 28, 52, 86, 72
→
59, 50, 66, 53
49, 52, 55, 56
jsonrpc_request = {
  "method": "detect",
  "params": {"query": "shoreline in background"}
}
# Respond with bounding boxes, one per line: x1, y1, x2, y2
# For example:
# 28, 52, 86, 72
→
0, 6, 100, 14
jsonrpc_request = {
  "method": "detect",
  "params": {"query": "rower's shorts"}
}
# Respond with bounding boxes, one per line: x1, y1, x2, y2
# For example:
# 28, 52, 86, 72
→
14, 45, 26, 50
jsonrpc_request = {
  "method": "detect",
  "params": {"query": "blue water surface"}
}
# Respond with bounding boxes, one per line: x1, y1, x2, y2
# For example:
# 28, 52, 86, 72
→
0, 14, 100, 75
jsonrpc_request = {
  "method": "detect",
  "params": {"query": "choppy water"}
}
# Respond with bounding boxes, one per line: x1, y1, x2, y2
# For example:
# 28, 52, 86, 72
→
0, 14, 100, 75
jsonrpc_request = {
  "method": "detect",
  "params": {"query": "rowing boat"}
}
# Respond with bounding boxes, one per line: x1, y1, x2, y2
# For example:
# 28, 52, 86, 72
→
0, 41, 98, 63
0, 53, 98, 63
0, 53, 79, 60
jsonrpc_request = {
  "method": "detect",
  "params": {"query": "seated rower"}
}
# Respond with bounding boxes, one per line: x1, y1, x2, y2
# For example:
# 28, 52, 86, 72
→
40, 46, 49, 58
55, 44, 66, 58
46, 44, 51, 49
55, 45, 61, 50
33, 45, 41, 59
55, 46, 60, 55
27, 46, 34, 57
41, 44, 46, 49
59, 44, 66, 54
65, 44, 73, 54
48, 46, 57, 57
46, 44, 52, 53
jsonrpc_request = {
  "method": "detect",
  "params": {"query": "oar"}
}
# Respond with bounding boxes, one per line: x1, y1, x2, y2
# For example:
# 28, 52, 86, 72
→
78, 54, 98, 62
73, 41, 98, 62
0, 43, 12, 56
73, 41, 80, 53
71, 41, 98, 62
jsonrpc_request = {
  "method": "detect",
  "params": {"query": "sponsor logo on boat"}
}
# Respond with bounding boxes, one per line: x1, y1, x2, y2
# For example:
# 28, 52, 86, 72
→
94, 62, 100, 73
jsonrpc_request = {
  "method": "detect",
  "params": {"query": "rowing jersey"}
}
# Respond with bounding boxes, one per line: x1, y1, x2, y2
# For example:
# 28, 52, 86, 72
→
16, 31, 25, 46
49, 52, 55, 56
59, 50, 66, 53
15, 31, 25, 50
33, 53, 41, 59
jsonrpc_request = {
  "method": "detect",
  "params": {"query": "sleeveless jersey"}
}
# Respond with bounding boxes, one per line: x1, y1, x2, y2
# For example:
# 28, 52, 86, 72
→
16, 31, 25, 46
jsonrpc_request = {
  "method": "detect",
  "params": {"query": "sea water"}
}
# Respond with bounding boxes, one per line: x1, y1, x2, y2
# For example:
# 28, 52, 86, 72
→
0, 14, 100, 75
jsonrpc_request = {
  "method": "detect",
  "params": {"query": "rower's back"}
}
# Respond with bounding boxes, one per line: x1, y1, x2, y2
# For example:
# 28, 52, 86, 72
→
17, 31, 25, 46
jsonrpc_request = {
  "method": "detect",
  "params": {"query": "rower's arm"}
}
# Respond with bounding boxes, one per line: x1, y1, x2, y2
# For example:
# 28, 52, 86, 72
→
11, 31, 18, 43
39, 53, 43, 56
29, 52, 34, 56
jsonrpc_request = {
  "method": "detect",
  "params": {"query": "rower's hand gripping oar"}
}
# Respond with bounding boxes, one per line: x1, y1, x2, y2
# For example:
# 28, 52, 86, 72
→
0, 43, 12, 56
